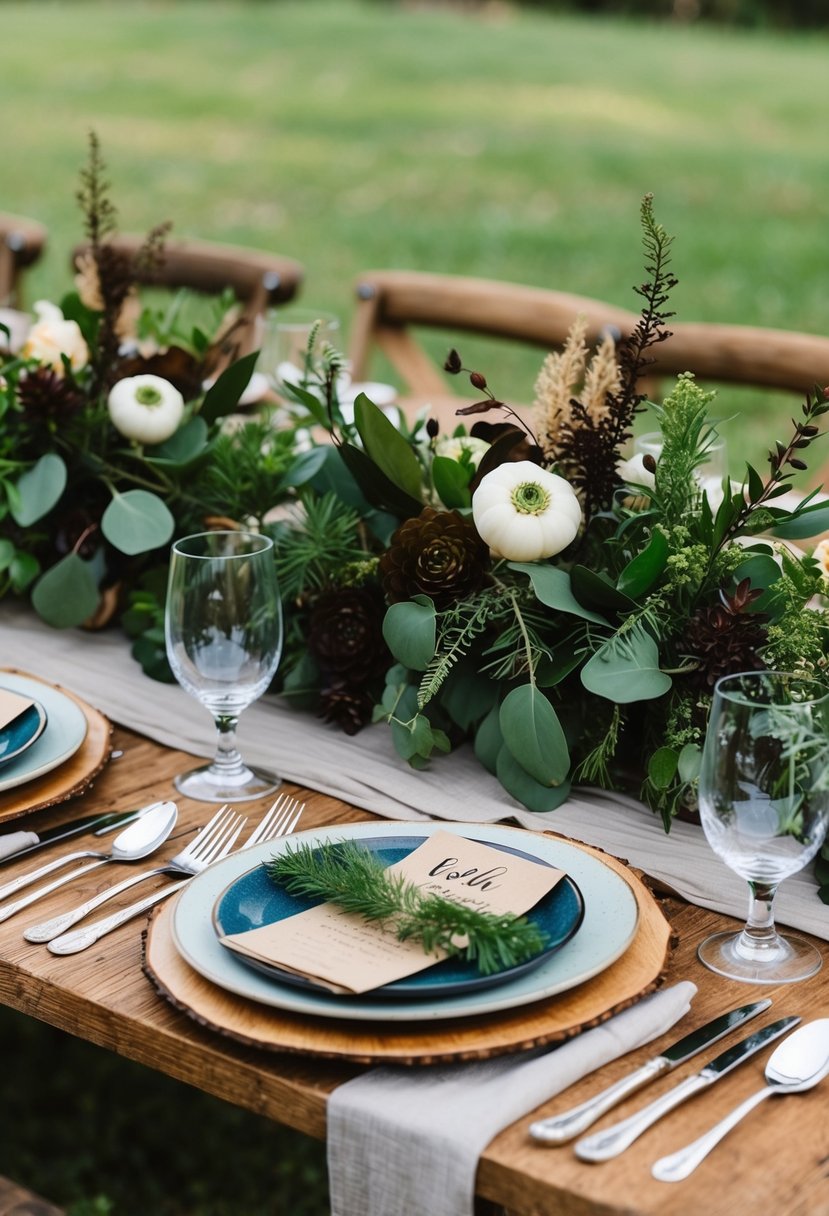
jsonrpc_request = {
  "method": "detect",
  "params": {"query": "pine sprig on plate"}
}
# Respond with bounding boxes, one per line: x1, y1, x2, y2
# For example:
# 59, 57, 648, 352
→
265, 839, 550, 976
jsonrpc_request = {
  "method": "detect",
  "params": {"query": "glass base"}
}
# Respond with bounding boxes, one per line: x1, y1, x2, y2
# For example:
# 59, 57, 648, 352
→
697, 929, 824, 985
173, 762, 281, 804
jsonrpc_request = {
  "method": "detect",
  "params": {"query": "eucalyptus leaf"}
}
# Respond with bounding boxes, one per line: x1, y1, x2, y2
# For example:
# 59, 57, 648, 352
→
101, 490, 175, 556
354, 394, 423, 502
10, 453, 67, 526
442, 665, 498, 730
499, 684, 570, 786
648, 747, 678, 790
9, 552, 39, 592
771, 502, 829, 540
31, 553, 100, 628
678, 742, 702, 783
280, 446, 329, 489
508, 562, 609, 625
474, 702, 503, 774
581, 623, 672, 703
382, 596, 436, 670
496, 746, 573, 812
570, 565, 636, 614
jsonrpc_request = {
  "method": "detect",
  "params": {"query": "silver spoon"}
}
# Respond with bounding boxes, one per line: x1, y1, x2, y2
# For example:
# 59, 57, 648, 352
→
0, 801, 178, 923
652, 1019, 829, 1182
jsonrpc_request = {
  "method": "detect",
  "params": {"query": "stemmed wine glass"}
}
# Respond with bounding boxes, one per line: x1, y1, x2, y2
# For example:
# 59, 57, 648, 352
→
698, 670, 829, 983
165, 530, 282, 802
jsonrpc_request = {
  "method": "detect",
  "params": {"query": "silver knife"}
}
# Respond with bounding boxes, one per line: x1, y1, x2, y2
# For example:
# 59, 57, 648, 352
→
0, 803, 161, 864
572, 1015, 800, 1162
529, 998, 772, 1144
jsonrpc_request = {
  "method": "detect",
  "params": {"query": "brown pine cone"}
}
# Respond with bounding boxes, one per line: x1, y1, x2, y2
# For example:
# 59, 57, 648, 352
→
307, 584, 389, 685
378, 506, 489, 609
685, 578, 767, 689
318, 682, 375, 735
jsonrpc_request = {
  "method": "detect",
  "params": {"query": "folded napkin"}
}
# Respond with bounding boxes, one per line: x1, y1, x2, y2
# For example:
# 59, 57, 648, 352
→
327, 980, 696, 1216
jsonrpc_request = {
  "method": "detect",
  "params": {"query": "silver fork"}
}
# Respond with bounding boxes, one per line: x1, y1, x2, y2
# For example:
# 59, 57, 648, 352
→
45, 793, 304, 955
24, 805, 246, 944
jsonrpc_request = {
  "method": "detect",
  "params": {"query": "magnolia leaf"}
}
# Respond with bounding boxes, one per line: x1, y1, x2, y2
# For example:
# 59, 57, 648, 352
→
382, 596, 436, 671
496, 746, 573, 813
474, 702, 503, 775
145, 416, 209, 466
338, 443, 423, 518
771, 502, 829, 540
499, 684, 570, 786
616, 529, 670, 599
101, 490, 175, 556
10, 453, 67, 526
508, 562, 608, 625
200, 351, 260, 424
432, 456, 472, 510
354, 394, 423, 502
570, 565, 636, 614
280, 446, 329, 489
581, 623, 672, 704
31, 553, 100, 628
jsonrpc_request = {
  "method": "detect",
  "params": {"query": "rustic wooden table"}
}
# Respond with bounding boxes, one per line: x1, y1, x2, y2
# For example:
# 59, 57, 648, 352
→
0, 726, 826, 1216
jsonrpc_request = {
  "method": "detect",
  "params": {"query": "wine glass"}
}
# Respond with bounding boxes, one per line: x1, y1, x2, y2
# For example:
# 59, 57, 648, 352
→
259, 308, 341, 395
698, 670, 829, 983
165, 530, 282, 802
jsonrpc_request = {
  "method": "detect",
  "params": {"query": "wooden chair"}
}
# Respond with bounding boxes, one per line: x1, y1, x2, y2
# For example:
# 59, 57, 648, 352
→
71, 234, 304, 356
0, 213, 48, 307
348, 268, 829, 485
0, 1174, 65, 1216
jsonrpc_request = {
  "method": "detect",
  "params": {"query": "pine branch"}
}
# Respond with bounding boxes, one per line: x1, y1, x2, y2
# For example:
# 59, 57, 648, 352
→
417, 585, 509, 708
266, 839, 549, 975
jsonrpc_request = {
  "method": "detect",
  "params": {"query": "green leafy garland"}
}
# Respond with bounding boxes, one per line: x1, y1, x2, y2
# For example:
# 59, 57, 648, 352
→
266, 839, 549, 975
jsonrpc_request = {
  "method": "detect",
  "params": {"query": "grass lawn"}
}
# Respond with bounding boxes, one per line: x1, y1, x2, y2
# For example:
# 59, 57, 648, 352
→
0, 2, 827, 1210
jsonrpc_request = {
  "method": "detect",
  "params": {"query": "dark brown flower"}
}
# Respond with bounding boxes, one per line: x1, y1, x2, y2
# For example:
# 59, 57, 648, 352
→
17, 367, 85, 421
307, 584, 389, 685
378, 506, 489, 608
685, 578, 767, 689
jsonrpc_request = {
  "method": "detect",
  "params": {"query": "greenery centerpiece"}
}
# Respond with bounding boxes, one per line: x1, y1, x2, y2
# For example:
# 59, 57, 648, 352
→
3, 148, 829, 901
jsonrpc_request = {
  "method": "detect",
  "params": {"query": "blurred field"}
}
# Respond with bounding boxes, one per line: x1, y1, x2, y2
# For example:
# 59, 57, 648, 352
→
2, 0, 828, 470
1, 3, 828, 1211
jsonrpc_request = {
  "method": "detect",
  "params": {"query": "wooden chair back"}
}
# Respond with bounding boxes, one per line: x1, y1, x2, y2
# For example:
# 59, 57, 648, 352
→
349, 269, 829, 398
71, 234, 304, 355
0, 212, 48, 307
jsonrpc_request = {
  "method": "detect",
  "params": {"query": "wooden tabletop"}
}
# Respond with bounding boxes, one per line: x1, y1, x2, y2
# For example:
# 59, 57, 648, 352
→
0, 725, 827, 1216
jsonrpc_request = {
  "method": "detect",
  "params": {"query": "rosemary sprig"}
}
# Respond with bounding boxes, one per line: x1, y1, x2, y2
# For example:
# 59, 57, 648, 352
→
266, 839, 549, 976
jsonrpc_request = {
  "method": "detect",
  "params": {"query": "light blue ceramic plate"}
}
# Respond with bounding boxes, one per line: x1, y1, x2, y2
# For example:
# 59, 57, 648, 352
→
212, 835, 585, 1000
171, 821, 640, 1024
0, 674, 88, 793
0, 697, 47, 768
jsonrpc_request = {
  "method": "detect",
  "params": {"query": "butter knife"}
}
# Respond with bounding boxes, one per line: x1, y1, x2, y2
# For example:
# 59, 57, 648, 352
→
0, 803, 159, 864
529, 998, 771, 1144
573, 1015, 800, 1162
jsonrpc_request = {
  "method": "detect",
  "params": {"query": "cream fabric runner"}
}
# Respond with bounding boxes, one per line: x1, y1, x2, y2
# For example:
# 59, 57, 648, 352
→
2, 603, 827, 941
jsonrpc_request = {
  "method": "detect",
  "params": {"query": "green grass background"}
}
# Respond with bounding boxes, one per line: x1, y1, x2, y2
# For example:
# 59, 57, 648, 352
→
1, 2, 827, 1211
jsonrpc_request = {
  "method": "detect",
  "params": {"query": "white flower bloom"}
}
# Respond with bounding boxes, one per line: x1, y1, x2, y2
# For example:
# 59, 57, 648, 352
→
616, 451, 656, 491
21, 300, 89, 375
812, 538, 829, 579
434, 435, 490, 467
107, 374, 185, 445
472, 460, 582, 561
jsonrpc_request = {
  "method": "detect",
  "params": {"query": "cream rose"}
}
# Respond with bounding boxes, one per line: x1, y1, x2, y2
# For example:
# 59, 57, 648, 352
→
434, 435, 490, 468
108, 374, 185, 445
21, 301, 89, 375
812, 538, 829, 579
472, 461, 582, 561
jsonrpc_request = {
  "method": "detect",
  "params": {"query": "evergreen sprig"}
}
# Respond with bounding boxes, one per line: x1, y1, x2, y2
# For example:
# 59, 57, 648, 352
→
266, 839, 549, 976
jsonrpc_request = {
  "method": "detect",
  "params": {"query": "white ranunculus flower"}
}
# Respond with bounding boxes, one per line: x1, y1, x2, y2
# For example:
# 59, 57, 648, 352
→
434, 435, 490, 467
812, 538, 829, 580
108, 374, 185, 445
616, 451, 656, 491
21, 300, 89, 375
472, 460, 582, 561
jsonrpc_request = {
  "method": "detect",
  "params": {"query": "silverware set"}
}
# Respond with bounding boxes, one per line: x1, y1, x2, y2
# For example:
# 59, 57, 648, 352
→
0, 791, 304, 955
530, 1004, 829, 1181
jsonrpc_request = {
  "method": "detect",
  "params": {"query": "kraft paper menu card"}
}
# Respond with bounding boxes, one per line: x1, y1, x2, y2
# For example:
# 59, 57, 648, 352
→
0, 688, 34, 731
220, 830, 565, 994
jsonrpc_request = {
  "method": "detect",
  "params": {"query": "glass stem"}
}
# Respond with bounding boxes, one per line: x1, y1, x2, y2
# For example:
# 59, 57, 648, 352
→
211, 714, 248, 780
737, 880, 780, 958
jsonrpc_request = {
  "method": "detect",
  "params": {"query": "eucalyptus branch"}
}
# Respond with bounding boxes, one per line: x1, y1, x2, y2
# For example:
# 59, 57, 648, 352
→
267, 840, 549, 975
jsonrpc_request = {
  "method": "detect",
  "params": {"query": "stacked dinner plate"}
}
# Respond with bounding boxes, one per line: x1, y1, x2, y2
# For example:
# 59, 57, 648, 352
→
0, 672, 89, 798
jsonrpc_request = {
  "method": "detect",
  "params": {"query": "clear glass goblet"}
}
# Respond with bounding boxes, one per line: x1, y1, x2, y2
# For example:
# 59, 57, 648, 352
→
165, 530, 282, 803
698, 670, 829, 984
259, 308, 341, 395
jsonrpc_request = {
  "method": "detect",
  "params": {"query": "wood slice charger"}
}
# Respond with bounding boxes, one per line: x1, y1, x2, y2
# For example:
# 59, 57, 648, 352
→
0, 668, 112, 822
145, 841, 673, 1065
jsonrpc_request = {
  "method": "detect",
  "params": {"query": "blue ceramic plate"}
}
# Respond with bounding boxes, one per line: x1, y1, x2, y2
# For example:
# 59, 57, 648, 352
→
213, 835, 585, 1000
172, 822, 639, 1024
0, 674, 87, 793
0, 698, 47, 768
